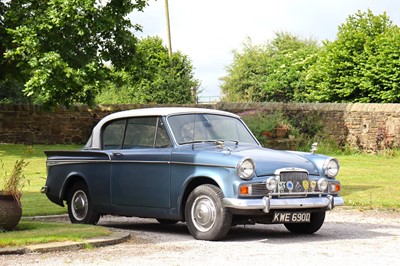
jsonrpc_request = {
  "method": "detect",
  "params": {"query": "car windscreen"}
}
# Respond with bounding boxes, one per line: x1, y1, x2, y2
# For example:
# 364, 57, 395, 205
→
167, 114, 258, 145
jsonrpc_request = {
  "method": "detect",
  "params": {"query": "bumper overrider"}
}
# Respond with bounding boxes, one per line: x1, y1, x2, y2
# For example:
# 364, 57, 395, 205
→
223, 195, 344, 213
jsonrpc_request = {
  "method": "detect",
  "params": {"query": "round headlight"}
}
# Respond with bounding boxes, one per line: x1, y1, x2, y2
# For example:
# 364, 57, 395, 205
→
237, 159, 255, 180
324, 158, 340, 178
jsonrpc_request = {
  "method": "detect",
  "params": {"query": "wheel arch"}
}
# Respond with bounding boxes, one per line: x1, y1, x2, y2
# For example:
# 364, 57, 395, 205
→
61, 173, 88, 202
179, 176, 220, 221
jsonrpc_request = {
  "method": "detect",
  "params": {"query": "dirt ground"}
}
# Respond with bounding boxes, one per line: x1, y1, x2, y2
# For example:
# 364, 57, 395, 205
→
2, 208, 400, 266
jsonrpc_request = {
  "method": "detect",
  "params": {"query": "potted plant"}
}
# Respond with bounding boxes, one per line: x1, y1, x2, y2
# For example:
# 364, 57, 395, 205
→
0, 156, 29, 231
274, 123, 290, 138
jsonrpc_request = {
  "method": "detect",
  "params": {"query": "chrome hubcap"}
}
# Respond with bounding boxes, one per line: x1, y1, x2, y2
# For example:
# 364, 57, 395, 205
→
191, 195, 216, 232
72, 190, 88, 221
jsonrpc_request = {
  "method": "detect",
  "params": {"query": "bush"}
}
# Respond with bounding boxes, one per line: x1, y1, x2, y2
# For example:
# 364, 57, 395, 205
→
240, 110, 346, 152
241, 110, 297, 147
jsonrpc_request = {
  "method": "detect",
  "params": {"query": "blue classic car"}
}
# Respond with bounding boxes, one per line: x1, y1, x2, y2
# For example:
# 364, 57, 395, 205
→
42, 107, 344, 240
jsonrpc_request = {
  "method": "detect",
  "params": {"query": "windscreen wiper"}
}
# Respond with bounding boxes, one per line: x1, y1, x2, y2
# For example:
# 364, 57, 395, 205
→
179, 139, 239, 146
178, 140, 216, 145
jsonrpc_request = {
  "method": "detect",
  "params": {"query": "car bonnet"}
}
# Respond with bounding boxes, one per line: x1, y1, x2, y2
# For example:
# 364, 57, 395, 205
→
231, 146, 320, 176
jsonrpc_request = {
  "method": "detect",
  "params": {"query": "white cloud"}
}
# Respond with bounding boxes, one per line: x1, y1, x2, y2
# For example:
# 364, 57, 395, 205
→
130, 0, 400, 97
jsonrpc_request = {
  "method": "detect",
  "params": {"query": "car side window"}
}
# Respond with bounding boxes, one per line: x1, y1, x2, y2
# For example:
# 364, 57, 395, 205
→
102, 116, 171, 150
155, 118, 171, 148
103, 119, 126, 150
124, 117, 157, 148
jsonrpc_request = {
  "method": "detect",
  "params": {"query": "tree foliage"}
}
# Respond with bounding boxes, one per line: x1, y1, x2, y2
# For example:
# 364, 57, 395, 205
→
261, 32, 319, 102
220, 33, 319, 102
96, 36, 199, 104
306, 10, 400, 103
222, 10, 400, 103
220, 38, 269, 102
0, 0, 26, 103
1, 0, 148, 107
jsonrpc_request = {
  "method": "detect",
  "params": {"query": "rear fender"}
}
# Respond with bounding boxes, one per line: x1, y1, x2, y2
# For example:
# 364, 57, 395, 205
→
60, 173, 87, 202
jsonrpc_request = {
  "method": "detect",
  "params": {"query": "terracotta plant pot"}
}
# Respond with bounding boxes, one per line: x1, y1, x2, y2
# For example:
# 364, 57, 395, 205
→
0, 192, 22, 231
274, 125, 289, 138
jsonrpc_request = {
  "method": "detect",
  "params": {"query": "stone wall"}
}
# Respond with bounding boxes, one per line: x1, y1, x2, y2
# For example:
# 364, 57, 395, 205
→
0, 104, 97, 144
0, 104, 213, 145
217, 102, 400, 151
0, 103, 399, 151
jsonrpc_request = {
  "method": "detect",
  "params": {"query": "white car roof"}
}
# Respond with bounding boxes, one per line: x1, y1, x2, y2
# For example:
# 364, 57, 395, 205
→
87, 107, 240, 149
100, 107, 238, 121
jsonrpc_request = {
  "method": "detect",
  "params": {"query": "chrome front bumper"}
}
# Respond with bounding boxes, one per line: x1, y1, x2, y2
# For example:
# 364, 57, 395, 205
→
223, 195, 344, 213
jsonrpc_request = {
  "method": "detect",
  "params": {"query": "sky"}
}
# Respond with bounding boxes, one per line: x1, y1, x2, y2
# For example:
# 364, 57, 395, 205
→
129, 0, 400, 100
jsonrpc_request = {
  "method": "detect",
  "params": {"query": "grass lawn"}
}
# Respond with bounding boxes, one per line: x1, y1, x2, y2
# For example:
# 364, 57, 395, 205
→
0, 144, 112, 248
1, 144, 81, 216
0, 221, 110, 248
337, 153, 400, 210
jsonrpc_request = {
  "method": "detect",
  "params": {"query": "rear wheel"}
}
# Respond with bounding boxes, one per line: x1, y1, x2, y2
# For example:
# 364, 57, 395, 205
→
67, 181, 100, 225
185, 184, 232, 240
284, 211, 325, 234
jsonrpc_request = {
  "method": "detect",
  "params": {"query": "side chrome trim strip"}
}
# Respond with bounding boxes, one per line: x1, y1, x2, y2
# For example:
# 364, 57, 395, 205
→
47, 159, 235, 169
46, 160, 110, 166
171, 161, 235, 169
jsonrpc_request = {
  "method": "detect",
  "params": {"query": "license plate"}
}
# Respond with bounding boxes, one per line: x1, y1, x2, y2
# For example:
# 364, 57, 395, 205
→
272, 212, 311, 223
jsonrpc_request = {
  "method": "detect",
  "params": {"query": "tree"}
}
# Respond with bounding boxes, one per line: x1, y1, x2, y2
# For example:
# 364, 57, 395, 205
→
220, 38, 269, 102
261, 32, 319, 102
1, 0, 148, 107
0, 1, 26, 103
359, 26, 400, 102
96, 36, 199, 104
220, 33, 319, 102
306, 10, 400, 103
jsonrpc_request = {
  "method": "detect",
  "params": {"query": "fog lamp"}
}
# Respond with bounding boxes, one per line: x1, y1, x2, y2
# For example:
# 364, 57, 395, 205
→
266, 177, 278, 192
318, 179, 328, 192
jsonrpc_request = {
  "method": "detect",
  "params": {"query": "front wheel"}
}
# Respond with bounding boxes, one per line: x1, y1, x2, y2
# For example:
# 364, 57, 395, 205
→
284, 211, 326, 234
185, 184, 232, 241
67, 181, 100, 225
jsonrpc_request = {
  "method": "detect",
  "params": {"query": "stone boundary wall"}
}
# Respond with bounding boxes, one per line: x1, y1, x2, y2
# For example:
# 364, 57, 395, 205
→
217, 102, 400, 151
0, 103, 399, 151
0, 104, 213, 145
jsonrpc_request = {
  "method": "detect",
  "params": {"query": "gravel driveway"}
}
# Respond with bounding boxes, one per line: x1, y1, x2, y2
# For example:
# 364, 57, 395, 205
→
2, 208, 400, 266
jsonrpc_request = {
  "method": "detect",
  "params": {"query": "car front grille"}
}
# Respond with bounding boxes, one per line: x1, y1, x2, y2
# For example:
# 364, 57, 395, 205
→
279, 171, 309, 193
250, 171, 313, 197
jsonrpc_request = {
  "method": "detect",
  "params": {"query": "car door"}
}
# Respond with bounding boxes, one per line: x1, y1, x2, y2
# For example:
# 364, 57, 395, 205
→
104, 116, 172, 208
